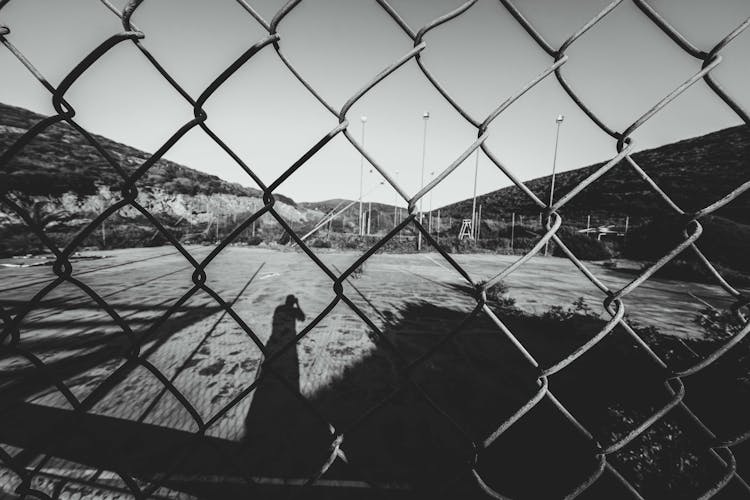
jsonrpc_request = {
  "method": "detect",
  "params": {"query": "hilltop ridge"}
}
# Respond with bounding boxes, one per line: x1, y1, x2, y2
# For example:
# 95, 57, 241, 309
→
441, 125, 750, 224
0, 102, 296, 206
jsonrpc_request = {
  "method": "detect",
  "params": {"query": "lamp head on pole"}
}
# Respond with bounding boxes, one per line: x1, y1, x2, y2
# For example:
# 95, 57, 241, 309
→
423, 111, 430, 120
556, 114, 564, 123
361, 115, 367, 123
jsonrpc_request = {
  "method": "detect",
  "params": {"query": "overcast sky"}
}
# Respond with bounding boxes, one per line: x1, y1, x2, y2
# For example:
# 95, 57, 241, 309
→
1, 0, 748, 209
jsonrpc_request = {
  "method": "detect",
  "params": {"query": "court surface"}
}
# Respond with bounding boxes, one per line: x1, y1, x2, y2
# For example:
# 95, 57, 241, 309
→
0, 245, 736, 497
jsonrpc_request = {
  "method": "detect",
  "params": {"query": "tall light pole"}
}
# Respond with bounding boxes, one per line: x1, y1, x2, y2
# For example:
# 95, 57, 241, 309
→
358, 115, 367, 236
471, 150, 480, 240
544, 114, 564, 256
418, 111, 429, 251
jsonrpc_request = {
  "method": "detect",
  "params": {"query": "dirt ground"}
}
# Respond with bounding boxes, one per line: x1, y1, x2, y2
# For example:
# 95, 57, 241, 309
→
0, 245, 741, 498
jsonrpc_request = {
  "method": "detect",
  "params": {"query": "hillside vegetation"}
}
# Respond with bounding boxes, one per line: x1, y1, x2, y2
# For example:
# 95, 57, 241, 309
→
442, 125, 750, 224
0, 102, 317, 256
0, 102, 295, 206
2, 100, 748, 274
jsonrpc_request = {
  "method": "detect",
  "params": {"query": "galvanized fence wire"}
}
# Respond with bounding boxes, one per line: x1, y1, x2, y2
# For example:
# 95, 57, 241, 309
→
0, 0, 749, 497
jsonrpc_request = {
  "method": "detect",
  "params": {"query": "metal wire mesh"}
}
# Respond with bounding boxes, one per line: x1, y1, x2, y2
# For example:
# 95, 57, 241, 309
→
1, 0, 749, 498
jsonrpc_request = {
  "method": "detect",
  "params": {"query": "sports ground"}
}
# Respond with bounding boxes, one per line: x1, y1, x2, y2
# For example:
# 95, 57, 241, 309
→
0, 245, 739, 498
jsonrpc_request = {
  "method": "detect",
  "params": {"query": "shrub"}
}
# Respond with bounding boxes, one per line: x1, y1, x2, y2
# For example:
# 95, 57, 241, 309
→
309, 238, 332, 248
245, 235, 263, 246
625, 215, 750, 273
696, 216, 750, 273
277, 231, 292, 245
0, 227, 46, 257
485, 281, 516, 310
694, 305, 745, 342
511, 237, 538, 252
542, 297, 599, 322
624, 215, 686, 261
552, 226, 612, 260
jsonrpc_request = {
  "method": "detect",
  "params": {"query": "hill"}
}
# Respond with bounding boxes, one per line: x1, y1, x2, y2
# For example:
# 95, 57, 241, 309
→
0, 102, 323, 256
0, 102, 296, 206
441, 125, 750, 224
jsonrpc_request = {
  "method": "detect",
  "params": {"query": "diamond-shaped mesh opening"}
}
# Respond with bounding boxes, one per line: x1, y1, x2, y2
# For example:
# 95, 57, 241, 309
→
476, 397, 606, 498
62, 42, 195, 157
121, 0, 270, 97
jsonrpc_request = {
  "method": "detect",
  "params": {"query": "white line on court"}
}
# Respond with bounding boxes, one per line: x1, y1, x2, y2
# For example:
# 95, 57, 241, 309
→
421, 253, 452, 273
26, 468, 412, 491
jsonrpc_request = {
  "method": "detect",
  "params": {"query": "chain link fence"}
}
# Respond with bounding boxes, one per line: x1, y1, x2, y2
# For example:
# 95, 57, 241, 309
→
1, 0, 749, 498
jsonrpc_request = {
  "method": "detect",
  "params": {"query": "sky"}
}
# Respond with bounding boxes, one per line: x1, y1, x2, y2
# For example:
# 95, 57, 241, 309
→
1, 0, 748, 209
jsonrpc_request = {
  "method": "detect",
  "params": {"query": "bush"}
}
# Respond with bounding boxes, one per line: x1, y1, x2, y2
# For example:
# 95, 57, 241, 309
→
245, 235, 263, 246
277, 231, 292, 245
511, 237, 538, 252
0, 226, 46, 257
485, 281, 516, 310
552, 226, 612, 260
625, 215, 750, 273
694, 306, 743, 342
309, 238, 332, 248
696, 216, 750, 273
653, 258, 750, 287
624, 215, 685, 261
541, 297, 599, 322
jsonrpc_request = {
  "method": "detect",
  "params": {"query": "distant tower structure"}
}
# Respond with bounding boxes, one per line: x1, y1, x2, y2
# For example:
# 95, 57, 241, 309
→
459, 219, 474, 240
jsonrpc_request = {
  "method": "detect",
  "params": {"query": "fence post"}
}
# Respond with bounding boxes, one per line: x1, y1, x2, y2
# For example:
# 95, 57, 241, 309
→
437, 209, 440, 243
477, 204, 482, 240
101, 220, 106, 248
511, 212, 515, 253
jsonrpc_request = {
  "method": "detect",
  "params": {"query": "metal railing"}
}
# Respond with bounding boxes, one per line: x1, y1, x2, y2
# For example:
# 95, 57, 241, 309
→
1, 0, 748, 498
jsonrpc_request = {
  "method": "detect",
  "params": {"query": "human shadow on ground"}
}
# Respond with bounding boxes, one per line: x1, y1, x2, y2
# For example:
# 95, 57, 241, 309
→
228, 292, 750, 499
241, 295, 316, 475
1, 292, 748, 499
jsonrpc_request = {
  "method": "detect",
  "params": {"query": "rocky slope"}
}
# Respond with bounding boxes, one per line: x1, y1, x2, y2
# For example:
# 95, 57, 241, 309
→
0, 102, 318, 227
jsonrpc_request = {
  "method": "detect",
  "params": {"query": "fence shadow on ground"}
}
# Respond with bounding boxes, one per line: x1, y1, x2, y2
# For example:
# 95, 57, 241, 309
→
0, 300, 223, 401
1, 293, 748, 499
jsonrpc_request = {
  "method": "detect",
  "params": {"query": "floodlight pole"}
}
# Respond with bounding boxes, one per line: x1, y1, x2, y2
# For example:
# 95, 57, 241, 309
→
544, 114, 564, 256
367, 166, 376, 235
359, 115, 367, 236
471, 150, 480, 240
417, 112, 429, 251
